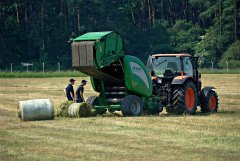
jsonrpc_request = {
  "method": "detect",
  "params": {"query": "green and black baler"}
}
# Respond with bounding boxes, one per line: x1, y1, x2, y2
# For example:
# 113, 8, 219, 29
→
71, 31, 162, 116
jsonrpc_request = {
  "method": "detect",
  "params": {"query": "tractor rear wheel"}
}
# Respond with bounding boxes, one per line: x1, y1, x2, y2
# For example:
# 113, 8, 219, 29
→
121, 95, 143, 116
200, 90, 218, 113
173, 81, 197, 114
86, 96, 107, 115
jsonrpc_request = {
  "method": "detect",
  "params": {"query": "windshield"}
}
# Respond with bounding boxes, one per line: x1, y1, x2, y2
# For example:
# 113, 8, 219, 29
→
152, 57, 181, 77
182, 57, 193, 76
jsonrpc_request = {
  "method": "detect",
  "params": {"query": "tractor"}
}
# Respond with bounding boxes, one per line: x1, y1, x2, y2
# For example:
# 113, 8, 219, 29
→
146, 54, 219, 114
71, 31, 218, 116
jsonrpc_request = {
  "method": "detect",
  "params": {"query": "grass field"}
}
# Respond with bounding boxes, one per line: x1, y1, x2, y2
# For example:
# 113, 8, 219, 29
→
0, 74, 239, 161
0, 71, 86, 78
0, 69, 240, 78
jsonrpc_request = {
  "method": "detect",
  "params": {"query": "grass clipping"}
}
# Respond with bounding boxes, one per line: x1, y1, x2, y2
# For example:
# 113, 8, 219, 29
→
55, 101, 92, 118
55, 101, 73, 117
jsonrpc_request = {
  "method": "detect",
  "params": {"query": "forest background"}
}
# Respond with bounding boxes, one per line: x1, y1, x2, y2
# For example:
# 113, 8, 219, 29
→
0, 0, 239, 70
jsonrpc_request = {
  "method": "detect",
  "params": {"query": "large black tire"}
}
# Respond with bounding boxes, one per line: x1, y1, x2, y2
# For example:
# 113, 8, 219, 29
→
121, 95, 143, 116
173, 81, 197, 114
86, 96, 107, 115
200, 90, 218, 113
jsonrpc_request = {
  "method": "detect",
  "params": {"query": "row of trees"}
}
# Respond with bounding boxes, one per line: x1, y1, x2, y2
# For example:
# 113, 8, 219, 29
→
0, 0, 239, 69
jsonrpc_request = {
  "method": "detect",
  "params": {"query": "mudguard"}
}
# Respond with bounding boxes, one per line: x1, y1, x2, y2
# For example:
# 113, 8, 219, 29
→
172, 76, 193, 85
200, 87, 216, 97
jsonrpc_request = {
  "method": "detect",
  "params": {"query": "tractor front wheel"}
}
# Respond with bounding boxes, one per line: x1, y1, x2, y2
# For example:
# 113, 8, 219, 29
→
121, 95, 143, 116
173, 81, 197, 114
200, 89, 218, 113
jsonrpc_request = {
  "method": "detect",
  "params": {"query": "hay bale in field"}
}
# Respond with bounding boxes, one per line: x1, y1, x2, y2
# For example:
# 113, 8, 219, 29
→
55, 101, 74, 117
68, 102, 92, 118
17, 99, 54, 121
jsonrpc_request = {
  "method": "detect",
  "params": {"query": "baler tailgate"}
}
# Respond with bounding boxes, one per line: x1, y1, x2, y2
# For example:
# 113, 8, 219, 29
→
72, 41, 122, 83
72, 41, 95, 67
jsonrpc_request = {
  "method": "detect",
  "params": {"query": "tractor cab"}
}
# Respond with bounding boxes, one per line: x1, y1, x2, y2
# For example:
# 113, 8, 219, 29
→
147, 54, 194, 78
147, 53, 201, 92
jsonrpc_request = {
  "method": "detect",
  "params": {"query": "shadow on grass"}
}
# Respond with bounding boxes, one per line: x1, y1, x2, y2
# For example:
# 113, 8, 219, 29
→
52, 109, 239, 119
215, 110, 239, 117
100, 111, 209, 118
98, 109, 239, 118
158, 112, 211, 117
217, 110, 238, 114
160, 110, 239, 117
101, 111, 122, 117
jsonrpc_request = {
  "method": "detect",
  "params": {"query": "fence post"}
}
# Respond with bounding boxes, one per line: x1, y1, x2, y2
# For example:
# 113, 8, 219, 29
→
10, 63, 13, 74
211, 61, 214, 71
58, 62, 60, 72
226, 61, 229, 71
43, 62, 45, 74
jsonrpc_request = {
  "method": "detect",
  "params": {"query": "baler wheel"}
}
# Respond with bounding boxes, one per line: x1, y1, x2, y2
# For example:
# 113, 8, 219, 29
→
121, 95, 143, 116
86, 96, 107, 115
173, 81, 197, 114
200, 90, 218, 113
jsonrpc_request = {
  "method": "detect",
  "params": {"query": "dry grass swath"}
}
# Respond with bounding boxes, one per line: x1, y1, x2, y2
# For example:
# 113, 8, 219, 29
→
55, 100, 74, 117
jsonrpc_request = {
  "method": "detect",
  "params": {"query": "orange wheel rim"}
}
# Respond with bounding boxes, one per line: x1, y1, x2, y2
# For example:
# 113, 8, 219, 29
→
210, 96, 216, 111
185, 88, 195, 110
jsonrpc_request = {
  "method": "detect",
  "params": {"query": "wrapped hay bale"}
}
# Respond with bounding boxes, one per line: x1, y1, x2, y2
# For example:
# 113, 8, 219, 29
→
68, 102, 92, 118
55, 101, 73, 117
17, 99, 54, 121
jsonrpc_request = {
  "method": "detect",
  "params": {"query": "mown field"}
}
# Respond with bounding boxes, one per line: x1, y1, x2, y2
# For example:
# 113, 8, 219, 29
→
0, 74, 239, 161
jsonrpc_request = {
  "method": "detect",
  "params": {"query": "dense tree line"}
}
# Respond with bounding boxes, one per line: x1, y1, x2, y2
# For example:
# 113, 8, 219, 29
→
0, 0, 239, 70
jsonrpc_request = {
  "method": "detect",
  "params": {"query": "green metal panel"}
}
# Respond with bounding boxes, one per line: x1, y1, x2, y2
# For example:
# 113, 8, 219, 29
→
94, 105, 121, 110
95, 32, 124, 68
123, 55, 153, 97
73, 31, 112, 41
142, 96, 161, 110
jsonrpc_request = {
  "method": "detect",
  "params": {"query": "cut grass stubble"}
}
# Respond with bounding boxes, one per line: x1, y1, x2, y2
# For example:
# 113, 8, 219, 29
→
0, 74, 239, 161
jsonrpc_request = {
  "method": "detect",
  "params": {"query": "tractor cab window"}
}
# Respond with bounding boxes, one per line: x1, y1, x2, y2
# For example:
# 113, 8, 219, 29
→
183, 57, 193, 76
152, 57, 181, 77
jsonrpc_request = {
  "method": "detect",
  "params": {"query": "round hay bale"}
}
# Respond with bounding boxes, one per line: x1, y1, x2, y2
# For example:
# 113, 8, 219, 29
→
17, 99, 54, 121
68, 102, 92, 118
55, 101, 73, 117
